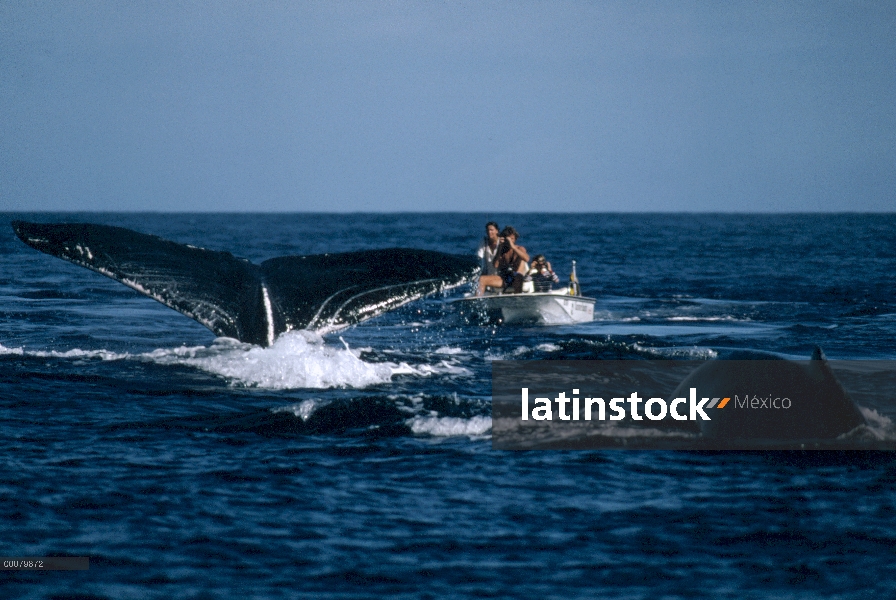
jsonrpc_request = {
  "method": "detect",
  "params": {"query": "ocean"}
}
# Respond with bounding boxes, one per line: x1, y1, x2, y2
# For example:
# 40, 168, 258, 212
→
2, 213, 895, 599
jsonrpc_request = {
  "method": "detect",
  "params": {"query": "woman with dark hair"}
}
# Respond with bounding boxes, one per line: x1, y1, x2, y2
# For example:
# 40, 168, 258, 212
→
477, 226, 530, 295
476, 221, 500, 276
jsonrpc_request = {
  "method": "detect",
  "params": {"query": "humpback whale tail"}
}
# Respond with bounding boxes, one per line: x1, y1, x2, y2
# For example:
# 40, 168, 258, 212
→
11, 221, 479, 346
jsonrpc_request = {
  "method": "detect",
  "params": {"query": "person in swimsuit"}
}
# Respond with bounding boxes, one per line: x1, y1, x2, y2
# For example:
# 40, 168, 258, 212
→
477, 226, 530, 295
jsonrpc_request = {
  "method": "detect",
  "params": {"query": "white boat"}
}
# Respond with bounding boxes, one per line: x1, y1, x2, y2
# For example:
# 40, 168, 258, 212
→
451, 289, 595, 325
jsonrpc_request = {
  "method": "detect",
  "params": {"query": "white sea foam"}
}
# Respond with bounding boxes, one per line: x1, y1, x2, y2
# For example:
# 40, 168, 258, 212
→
408, 415, 492, 437
0, 343, 24, 356
632, 343, 718, 359
392, 361, 473, 377
536, 343, 561, 352
851, 406, 896, 441
434, 346, 464, 355
142, 331, 394, 389
860, 406, 894, 428
0, 342, 126, 361
508, 343, 561, 356
667, 316, 742, 322
2, 331, 471, 390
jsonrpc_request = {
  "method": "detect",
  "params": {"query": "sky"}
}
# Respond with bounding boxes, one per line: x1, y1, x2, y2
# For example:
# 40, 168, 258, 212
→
1, 1, 894, 212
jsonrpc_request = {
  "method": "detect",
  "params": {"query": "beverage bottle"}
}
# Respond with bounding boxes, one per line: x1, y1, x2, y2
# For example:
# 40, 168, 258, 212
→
568, 260, 580, 296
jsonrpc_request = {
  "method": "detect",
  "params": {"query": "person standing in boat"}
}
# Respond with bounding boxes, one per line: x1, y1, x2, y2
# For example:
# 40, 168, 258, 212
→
477, 226, 530, 295
476, 221, 500, 277
528, 255, 560, 292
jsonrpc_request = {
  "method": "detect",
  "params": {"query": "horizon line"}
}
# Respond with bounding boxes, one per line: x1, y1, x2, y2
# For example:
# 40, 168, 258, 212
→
2, 210, 895, 215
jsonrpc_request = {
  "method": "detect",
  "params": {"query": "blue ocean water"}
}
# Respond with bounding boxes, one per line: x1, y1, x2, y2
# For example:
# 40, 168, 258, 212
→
1, 213, 895, 599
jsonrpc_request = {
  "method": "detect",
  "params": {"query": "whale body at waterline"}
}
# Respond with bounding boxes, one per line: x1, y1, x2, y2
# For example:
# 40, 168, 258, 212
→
12, 221, 479, 346
670, 349, 867, 441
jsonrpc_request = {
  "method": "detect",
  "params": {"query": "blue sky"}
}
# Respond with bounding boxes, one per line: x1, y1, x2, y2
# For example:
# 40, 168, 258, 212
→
1, 1, 894, 212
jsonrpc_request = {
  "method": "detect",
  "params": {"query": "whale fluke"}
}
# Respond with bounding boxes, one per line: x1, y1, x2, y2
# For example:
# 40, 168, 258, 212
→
12, 221, 479, 346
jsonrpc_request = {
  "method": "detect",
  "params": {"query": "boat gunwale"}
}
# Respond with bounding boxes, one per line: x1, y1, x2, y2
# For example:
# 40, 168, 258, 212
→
449, 292, 596, 304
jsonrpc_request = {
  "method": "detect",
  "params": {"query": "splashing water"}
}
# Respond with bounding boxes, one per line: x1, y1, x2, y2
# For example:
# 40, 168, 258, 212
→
143, 331, 395, 389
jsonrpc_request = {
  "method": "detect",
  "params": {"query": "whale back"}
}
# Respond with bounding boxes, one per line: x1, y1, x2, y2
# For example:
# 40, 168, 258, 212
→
671, 350, 866, 440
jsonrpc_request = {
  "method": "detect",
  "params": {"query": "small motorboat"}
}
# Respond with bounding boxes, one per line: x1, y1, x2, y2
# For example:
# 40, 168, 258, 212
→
451, 289, 595, 325
451, 260, 595, 325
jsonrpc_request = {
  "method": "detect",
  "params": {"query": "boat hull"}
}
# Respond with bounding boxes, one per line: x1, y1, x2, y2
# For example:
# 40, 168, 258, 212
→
451, 292, 595, 325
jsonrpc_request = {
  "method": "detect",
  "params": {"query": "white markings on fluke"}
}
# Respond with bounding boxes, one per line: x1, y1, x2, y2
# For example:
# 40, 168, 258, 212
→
261, 285, 275, 347
306, 285, 360, 332
317, 278, 448, 335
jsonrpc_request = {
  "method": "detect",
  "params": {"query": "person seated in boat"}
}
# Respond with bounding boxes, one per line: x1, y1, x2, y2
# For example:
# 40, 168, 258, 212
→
477, 226, 529, 295
476, 221, 500, 277
527, 255, 560, 292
